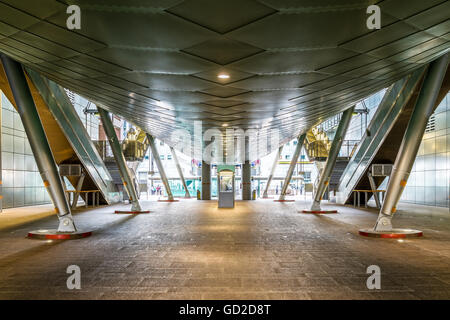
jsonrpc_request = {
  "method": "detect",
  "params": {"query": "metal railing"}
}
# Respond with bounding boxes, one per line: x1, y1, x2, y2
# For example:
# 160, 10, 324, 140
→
306, 140, 359, 160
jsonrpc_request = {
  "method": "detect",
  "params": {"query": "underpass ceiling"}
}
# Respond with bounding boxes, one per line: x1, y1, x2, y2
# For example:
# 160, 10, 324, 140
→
0, 0, 448, 156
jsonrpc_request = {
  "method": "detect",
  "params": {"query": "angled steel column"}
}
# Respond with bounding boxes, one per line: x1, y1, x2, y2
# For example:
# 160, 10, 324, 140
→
170, 146, 190, 198
147, 134, 174, 200
310, 106, 355, 211
0, 54, 76, 232
201, 160, 211, 200
263, 145, 283, 198
279, 134, 306, 200
242, 160, 251, 200
98, 108, 142, 211
374, 53, 449, 232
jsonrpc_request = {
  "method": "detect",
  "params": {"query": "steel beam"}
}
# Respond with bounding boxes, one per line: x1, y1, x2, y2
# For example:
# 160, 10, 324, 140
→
263, 145, 283, 198
170, 146, 190, 198
147, 134, 174, 200
310, 106, 355, 211
201, 160, 211, 200
98, 108, 142, 211
279, 134, 306, 200
0, 54, 76, 232
373, 53, 449, 232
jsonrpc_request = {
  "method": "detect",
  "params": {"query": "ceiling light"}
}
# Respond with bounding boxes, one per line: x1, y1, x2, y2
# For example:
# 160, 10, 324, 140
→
222, 123, 228, 127
218, 73, 230, 79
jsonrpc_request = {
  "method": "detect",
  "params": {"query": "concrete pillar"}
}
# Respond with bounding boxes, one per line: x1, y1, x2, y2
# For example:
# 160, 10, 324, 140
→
98, 108, 142, 211
147, 134, 174, 200
310, 106, 355, 211
0, 54, 76, 232
279, 134, 306, 200
242, 160, 251, 200
374, 53, 449, 231
263, 145, 283, 198
201, 160, 211, 200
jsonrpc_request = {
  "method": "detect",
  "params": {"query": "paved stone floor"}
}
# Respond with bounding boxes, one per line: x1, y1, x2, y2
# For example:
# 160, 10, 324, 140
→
0, 199, 449, 300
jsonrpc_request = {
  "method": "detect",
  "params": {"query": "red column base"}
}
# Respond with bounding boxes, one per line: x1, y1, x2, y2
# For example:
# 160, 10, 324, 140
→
273, 199, 295, 202
28, 229, 92, 240
114, 210, 150, 214
359, 228, 423, 238
301, 210, 338, 214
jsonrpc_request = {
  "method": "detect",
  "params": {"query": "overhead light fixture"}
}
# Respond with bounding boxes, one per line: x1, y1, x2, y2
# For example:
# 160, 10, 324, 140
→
218, 73, 230, 79
222, 123, 229, 127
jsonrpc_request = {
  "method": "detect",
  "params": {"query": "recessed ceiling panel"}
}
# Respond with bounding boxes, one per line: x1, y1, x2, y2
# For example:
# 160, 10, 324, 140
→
166, 0, 277, 34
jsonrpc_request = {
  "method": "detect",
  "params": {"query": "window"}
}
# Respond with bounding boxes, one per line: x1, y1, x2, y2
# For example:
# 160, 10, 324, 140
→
160, 155, 165, 160
167, 155, 172, 160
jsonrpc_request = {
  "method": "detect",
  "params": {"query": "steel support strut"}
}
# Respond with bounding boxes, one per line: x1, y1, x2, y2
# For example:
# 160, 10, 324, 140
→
373, 53, 449, 233
147, 134, 174, 201
0, 54, 76, 232
170, 146, 190, 198
278, 134, 306, 200
310, 106, 355, 211
263, 145, 283, 198
98, 108, 142, 211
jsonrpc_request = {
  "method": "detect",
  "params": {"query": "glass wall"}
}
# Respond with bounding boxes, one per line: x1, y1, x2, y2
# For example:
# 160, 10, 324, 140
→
400, 93, 450, 208
1, 92, 51, 209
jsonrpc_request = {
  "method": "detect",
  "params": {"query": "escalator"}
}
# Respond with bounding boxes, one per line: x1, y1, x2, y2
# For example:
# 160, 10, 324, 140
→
0, 62, 120, 205
337, 65, 450, 205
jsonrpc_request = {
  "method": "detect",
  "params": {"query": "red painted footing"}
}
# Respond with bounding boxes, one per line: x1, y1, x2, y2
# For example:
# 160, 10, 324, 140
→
28, 229, 92, 240
114, 210, 150, 214
359, 228, 423, 238
301, 210, 338, 214
273, 199, 295, 202
158, 199, 179, 202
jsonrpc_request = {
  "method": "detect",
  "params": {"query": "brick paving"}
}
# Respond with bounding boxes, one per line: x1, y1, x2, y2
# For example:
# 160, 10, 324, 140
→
0, 199, 449, 300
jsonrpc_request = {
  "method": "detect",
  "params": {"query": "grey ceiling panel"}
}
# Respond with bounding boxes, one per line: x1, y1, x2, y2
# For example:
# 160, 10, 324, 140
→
0, 0, 65, 19
182, 37, 264, 65
193, 67, 254, 85
68, 54, 131, 75
404, 1, 450, 29
166, 0, 277, 34
230, 48, 357, 74
0, 21, 19, 37
231, 73, 330, 90
47, 8, 216, 49
0, 3, 40, 29
89, 47, 216, 74
200, 85, 249, 98
341, 21, 420, 53
114, 72, 215, 91
25, 21, 105, 53
380, 0, 446, 20
228, 10, 397, 49
10, 31, 80, 59
0, 0, 447, 158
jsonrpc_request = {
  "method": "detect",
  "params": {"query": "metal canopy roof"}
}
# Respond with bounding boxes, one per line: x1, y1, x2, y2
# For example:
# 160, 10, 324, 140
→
0, 0, 449, 156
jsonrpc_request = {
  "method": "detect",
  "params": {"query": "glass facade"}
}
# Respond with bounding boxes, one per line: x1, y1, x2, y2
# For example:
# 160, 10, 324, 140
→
1, 92, 51, 209
400, 93, 450, 208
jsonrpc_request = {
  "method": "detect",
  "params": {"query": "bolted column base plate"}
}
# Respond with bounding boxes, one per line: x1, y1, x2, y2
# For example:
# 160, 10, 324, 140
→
301, 210, 338, 214
28, 229, 92, 240
359, 228, 423, 238
114, 210, 150, 214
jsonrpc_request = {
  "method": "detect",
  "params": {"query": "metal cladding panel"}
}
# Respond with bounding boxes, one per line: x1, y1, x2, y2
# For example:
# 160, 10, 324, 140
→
0, 0, 447, 158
